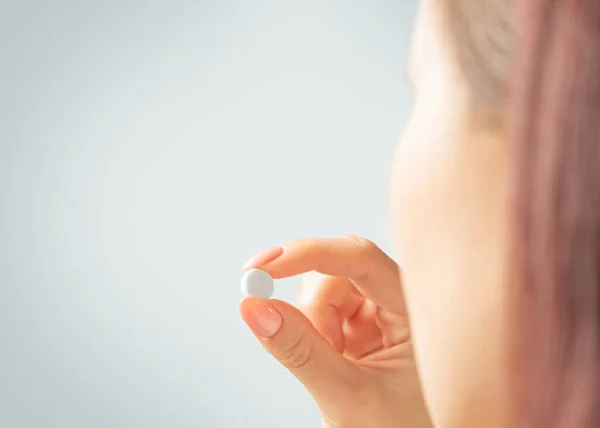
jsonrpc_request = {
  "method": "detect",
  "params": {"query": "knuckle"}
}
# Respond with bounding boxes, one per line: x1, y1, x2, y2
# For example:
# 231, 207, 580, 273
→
296, 287, 309, 309
296, 272, 321, 308
338, 233, 360, 242
340, 234, 378, 254
278, 333, 315, 372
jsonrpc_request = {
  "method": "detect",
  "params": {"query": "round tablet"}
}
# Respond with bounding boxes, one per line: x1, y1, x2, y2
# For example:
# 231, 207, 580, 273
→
241, 268, 274, 299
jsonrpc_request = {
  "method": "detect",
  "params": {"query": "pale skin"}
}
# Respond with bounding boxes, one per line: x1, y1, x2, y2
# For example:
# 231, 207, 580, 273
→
240, 1, 511, 427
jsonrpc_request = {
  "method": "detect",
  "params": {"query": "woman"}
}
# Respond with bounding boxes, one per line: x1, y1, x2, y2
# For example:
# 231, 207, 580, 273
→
239, 1, 600, 427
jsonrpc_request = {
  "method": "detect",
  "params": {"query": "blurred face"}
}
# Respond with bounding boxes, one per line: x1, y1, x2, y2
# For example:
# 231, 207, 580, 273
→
390, 1, 511, 426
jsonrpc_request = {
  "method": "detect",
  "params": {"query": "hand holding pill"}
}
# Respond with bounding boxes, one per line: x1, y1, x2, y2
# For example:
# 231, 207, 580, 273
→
238, 236, 431, 428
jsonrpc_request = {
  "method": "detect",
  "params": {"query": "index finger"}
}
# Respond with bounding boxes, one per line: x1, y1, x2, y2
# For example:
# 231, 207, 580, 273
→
246, 236, 405, 314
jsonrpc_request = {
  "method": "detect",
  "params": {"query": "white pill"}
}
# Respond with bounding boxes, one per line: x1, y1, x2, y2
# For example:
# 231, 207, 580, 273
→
241, 268, 275, 299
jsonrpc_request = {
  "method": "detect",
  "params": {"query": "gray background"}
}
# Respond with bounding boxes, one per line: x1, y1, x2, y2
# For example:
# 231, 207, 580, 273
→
0, 1, 417, 426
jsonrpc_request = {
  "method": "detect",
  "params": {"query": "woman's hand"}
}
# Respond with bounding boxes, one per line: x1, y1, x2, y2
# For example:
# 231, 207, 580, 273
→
239, 236, 433, 428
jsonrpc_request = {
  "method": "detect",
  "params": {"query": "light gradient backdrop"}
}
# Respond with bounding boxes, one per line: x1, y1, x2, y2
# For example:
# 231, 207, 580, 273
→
0, 1, 417, 427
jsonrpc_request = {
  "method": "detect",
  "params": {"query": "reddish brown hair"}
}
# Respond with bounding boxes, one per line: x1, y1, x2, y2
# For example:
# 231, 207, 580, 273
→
444, 1, 600, 426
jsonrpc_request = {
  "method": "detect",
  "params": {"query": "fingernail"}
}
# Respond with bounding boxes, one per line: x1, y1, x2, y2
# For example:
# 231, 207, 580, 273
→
240, 299, 282, 338
242, 246, 284, 269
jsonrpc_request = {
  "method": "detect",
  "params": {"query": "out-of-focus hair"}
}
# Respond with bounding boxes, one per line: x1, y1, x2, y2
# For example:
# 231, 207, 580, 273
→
443, 1, 600, 426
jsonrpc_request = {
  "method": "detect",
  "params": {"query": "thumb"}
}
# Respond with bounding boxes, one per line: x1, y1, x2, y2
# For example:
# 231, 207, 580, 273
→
239, 297, 360, 401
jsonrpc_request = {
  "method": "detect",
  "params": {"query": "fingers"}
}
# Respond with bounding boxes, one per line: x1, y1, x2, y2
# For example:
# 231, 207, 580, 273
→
249, 235, 405, 313
239, 297, 361, 402
297, 272, 364, 353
